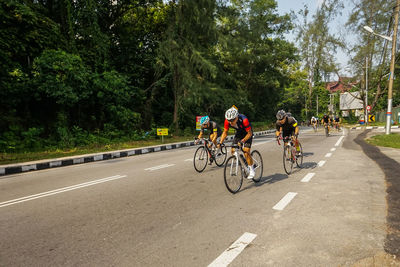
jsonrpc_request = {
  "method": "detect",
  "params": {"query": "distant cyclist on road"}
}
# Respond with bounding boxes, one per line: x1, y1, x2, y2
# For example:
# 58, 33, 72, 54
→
275, 110, 300, 155
311, 116, 317, 131
322, 114, 331, 134
196, 116, 222, 164
333, 115, 341, 131
218, 107, 255, 179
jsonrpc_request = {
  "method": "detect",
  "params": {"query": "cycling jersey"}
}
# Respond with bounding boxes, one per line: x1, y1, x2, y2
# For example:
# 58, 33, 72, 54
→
224, 114, 253, 147
201, 121, 222, 137
334, 117, 340, 123
224, 114, 252, 137
322, 115, 330, 123
276, 116, 298, 137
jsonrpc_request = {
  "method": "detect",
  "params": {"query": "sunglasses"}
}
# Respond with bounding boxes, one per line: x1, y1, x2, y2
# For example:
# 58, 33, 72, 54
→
228, 118, 236, 122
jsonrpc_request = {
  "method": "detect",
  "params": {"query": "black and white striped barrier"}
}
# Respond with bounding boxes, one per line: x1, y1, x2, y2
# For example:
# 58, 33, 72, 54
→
350, 125, 400, 130
0, 130, 276, 176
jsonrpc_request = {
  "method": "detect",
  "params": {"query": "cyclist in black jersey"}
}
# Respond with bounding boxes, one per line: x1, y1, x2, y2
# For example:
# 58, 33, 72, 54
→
196, 116, 222, 147
322, 114, 331, 133
275, 110, 300, 154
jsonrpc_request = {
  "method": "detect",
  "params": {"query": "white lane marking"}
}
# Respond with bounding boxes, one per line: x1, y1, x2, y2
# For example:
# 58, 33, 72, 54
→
144, 164, 175, 171
330, 148, 336, 152
356, 127, 361, 130
253, 140, 273, 146
301, 173, 315, 183
325, 153, 332, 158
184, 158, 193, 162
378, 126, 384, 129
0, 175, 126, 208
273, 192, 298, 211
335, 136, 345, 147
318, 160, 326, 167
366, 126, 373, 129
208, 232, 257, 267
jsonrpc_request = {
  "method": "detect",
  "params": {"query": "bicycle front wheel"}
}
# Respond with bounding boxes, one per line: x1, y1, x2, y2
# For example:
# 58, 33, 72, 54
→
224, 156, 243, 193
251, 150, 263, 182
296, 142, 303, 168
283, 145, 293, 175
193, 146, 208, 173
214, 145, 227, 167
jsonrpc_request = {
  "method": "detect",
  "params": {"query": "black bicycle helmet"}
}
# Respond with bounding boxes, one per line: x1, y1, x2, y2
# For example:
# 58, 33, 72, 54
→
276, 110, 286, 120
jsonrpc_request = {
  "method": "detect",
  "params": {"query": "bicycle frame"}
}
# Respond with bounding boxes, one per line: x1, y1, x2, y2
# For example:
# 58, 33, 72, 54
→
227, 145, 249, 176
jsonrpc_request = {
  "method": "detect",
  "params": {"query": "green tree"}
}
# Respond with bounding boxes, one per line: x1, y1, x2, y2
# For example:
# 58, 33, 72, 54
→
296, 0, 344, 111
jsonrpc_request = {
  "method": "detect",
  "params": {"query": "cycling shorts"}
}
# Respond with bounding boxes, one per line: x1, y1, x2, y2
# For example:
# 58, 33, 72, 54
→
232, 135, 252, 148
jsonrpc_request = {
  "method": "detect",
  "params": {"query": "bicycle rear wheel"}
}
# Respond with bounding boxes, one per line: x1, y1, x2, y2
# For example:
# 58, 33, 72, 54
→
251, 150, 263, 182
296, 142, 303, 168
325, 126, 329, 137
224, 156, 243, 193
214, 145, 227, 167
283, 145, 293, 174
193, 146, 208, 173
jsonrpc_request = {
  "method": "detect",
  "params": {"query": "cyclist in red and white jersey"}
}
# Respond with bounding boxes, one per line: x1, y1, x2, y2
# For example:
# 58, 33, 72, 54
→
218, 107, 255, 179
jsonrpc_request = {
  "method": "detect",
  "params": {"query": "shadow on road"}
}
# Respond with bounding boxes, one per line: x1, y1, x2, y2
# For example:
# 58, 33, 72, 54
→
240, 173, 289, 192
302, 152, 314, 157
300, 161, 318, 169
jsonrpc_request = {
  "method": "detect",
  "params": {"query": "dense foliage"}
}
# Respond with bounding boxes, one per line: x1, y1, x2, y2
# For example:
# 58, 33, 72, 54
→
0, 0, 299, 152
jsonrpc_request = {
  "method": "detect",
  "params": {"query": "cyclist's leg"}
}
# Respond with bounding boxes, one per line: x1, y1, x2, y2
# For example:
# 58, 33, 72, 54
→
242, 138, 253, 166
231, 136, 240, 155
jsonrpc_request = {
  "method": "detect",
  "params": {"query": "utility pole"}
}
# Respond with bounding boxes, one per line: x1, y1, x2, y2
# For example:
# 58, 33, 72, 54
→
365, 57, 368, 125
305, 96, 308, 120
386, 0, 400, 134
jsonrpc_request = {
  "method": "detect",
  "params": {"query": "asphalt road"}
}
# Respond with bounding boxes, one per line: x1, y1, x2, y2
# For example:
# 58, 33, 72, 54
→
0, 128, 391, 266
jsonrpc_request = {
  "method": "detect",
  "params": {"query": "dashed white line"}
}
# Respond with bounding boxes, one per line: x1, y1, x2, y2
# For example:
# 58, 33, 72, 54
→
325, 153, 332, 158
330, 148, 336, 152
0, 175, 127, 208
318, 160, 326, 167
253, 140, 273, 146
273, 192, 298, 211
144, 164, 175, 171
184, 158, 193, 162
301, 173, 315, 183
208, 232, 257, 267
335, 136, 345, 147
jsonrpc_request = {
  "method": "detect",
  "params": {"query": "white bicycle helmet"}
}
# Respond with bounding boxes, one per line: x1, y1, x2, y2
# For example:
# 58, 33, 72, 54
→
225, 107, 239, 120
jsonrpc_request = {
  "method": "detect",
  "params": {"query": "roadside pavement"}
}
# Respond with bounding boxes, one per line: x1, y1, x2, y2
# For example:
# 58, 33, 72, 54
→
352, 128, 400, 265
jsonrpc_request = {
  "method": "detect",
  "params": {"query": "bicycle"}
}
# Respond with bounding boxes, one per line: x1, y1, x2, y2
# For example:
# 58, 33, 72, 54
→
278, 136, 303, 175
223, 144, 263, 194
193, 138, 227, 172
312, 122, 317, 132
324, 123, 330, 137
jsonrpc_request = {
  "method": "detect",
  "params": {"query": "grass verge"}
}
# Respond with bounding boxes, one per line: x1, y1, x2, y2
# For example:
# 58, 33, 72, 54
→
366, 133, 400, 149
0, 135, 194, 165
0, 123, 274, 166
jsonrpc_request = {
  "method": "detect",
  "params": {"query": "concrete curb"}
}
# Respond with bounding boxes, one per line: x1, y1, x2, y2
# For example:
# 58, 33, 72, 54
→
350, 125, 400, 130
0, 130, 276, 177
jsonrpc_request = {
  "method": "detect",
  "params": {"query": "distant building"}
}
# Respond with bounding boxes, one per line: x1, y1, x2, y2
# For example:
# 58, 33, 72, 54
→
325, 77, 358, 93
326, 77, 363, 118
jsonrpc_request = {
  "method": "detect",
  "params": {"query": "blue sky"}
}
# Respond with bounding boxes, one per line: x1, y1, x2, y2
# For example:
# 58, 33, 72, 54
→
276, 0, 355, 75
